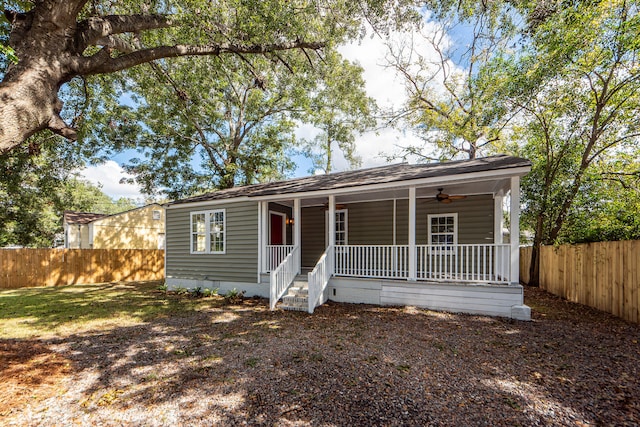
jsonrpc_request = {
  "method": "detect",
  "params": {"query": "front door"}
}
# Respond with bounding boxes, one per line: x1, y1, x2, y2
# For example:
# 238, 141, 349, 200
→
270, 212, 285, 245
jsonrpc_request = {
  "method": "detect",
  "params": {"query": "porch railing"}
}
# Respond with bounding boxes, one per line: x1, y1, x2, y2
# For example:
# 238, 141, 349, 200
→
269, 245, 300, 310
265, 245, 296, 271
333, 245, 409, 279
308, 245, 334, 314
331, 244, 510, 283
416, 244, 510, 282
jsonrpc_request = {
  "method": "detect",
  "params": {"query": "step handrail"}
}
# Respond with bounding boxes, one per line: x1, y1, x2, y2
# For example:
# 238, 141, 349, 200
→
269, 245, 300, 310
307, 245, 334, 314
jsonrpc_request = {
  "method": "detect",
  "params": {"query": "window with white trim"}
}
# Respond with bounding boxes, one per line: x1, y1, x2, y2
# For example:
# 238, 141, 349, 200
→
191, 210, 226, 254
325, 209, 348, 246
335, 209, 347, 245
428, 213, 457, 251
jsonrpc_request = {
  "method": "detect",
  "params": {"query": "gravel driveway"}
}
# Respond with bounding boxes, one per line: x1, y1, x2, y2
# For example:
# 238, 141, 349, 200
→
2, 285, 639, 426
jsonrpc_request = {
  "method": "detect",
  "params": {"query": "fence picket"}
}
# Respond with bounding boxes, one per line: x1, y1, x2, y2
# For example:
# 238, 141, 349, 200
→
0, 249, 164, 289
520, 242, 640, 324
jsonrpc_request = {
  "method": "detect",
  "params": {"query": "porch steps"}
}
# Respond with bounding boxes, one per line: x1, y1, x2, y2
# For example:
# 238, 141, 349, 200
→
280, 278, 309, 312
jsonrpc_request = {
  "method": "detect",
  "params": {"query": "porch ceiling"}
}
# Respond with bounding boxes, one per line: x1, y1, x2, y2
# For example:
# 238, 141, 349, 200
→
284, 177, 512, 207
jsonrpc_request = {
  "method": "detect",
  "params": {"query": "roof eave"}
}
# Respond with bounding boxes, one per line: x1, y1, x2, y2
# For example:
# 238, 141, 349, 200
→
167, 165, 530, 209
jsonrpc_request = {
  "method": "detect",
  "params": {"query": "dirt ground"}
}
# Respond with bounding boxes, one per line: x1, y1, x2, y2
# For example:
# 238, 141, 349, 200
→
1, 285, 639, 426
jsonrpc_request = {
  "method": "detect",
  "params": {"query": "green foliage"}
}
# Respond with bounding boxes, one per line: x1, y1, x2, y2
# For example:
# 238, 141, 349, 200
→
224, 288, 245, 304
82, 54, 306, 198
302, 50, 376, 173
0, 133, 136, 247
202, 288, 219, 297
560, 158, 640, 243
78, 43, 376, 196
173, 286, 189, 295
513, 0, 640, 248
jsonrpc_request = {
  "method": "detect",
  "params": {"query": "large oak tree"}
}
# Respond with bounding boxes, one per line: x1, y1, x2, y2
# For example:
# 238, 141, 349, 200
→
0, 0, 405, 154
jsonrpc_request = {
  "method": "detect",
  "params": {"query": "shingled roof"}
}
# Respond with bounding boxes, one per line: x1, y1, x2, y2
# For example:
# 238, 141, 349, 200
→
63, 211, 108, 224
170, 154, 531, 206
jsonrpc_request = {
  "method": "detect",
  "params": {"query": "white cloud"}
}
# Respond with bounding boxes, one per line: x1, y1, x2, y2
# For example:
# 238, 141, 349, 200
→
335, 35, 411, 168
335, 25, 448, 169
79, 160, 145, 201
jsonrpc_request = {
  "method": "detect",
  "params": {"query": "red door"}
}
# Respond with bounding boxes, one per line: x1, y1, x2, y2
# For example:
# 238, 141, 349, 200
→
270, 213, 284, 245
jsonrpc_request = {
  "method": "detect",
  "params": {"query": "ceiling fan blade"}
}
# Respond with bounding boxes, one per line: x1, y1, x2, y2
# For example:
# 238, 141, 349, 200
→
441, 198, 452, 204
449, 195, 467, 200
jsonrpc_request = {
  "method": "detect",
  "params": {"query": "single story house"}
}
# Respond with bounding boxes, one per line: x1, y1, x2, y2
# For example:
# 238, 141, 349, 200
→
165, 155, 532, 320
63, 203, 165, 249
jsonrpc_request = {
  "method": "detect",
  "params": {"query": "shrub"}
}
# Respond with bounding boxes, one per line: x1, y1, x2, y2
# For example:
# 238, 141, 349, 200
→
224, 288, 245, 304
202, 288, 219, 297
174, 286, 188, 295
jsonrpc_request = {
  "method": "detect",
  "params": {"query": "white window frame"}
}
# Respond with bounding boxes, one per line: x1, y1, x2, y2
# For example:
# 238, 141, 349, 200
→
152, 210, 162, 220
427, 213, 458, 254
325, 209, 348, 246
190, 209, 226, 254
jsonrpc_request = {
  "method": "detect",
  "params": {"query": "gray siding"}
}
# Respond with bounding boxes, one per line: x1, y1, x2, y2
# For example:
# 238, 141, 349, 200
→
301, 206, 326, 268
420, 194, 494, 245
346, 200, 395, 245
166, 201, 259, 283
300, 195, 495, 267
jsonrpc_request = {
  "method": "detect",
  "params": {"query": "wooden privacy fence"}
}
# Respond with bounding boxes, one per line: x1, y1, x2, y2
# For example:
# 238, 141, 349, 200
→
520, 241, 640, 323
0, 249, 164, 289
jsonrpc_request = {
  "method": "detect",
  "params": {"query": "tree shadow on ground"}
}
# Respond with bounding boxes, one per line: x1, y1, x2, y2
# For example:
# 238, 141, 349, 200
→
2, 285, 639, 426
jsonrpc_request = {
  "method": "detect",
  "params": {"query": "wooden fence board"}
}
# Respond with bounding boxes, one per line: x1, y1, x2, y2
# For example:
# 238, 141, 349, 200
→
520, 241, 640, 323
0, 249, 164, 289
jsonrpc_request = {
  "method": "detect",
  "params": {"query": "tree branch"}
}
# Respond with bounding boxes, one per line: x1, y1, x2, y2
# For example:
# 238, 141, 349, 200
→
79, 41, 324, 75
77, 14, 172, 48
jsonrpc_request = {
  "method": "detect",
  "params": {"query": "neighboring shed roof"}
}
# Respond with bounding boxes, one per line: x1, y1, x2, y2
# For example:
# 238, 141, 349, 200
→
63, 211, 108, 225
170, 155, 531, 206
64, 204, 164, 225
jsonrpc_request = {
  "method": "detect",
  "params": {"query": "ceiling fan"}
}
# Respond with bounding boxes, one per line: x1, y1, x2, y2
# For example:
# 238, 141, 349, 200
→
434, 188, 467, 204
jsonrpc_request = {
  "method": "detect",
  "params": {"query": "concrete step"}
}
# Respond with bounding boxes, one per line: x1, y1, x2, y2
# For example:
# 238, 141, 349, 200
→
288, 285, 308, 296
283, 294, 308, 305
280, 303, 308, 312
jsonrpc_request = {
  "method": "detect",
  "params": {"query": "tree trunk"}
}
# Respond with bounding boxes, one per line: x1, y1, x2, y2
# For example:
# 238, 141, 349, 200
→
528, 241, 541, 287
528, 213, 546, 287
0, 73, 74, 152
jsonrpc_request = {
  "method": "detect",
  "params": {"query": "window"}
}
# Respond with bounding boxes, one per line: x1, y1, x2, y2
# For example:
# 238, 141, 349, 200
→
335, 210, 347, 245
428, 213, 457, 252
152, 210, 161, 220
324, 209, 348, 246
191, 210, 225, 254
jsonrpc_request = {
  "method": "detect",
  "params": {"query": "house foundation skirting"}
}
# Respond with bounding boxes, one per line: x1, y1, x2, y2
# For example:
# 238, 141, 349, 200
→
327, 277, 530, 320
165, 277, 270, 298
167, 276, 530, 320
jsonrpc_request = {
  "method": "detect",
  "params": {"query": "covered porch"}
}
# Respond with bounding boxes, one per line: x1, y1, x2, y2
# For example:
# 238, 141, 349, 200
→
256, 173, 523, 315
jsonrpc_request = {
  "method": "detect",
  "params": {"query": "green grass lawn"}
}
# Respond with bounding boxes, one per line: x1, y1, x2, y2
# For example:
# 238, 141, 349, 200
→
0, 281, 225, 339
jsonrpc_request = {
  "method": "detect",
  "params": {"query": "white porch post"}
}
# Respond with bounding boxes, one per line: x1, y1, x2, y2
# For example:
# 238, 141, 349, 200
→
257, 202, 262, 281
493, 192, 504, 281
408, 186, 416, 281
510, 176, 520, 284
294, 198, 301, 273
494, 192, 503, 245
328, 195, 336, 247
261, 201, 269, 272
